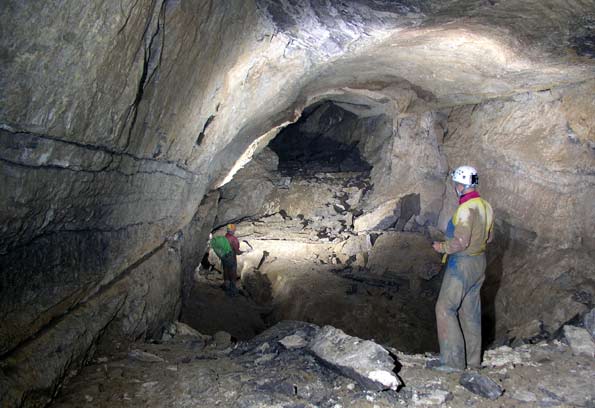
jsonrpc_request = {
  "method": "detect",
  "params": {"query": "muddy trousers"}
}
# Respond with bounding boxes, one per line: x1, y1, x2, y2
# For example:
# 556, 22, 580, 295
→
221, 252, 238, 296
435, 254, 486, 369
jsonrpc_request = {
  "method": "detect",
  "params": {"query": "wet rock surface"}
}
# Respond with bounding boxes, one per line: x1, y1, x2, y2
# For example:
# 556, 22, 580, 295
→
49, 321, 595, 408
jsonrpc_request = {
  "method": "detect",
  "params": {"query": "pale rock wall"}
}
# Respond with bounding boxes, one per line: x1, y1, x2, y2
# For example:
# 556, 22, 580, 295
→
367, 110, 448, 225
441, 81, 595, 337
216, 147, 281, 226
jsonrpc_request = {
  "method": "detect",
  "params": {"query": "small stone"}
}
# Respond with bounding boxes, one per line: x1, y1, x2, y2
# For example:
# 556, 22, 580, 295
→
213, 331, 232, 350
510, 390, 537, 402
175, 321, 207, 338
279, 334, 308, 350
563, 325, 595, 357
482, 346, 524, 368
96, 356, 108, 363
255, 342, 270, 353
84, 395, 93, 402
412, 389, 453, 405
128, 349, 165, 363
142, 381, 159, 388
254, 353, 276, 365
459, 372, 503, 400
166, 365, 178, 372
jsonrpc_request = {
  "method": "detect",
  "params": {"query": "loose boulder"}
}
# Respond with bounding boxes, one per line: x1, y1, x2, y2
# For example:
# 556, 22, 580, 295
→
308, 325, 401, 391
563, 325, 595, 357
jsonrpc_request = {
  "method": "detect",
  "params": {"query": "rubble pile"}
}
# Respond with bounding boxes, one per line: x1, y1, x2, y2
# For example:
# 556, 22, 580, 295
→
52, 317, 595, 407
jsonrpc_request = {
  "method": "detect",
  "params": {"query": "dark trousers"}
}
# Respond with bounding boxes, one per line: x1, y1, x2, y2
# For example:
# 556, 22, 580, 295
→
221, 252, 238, 294
435, 254, 486, 369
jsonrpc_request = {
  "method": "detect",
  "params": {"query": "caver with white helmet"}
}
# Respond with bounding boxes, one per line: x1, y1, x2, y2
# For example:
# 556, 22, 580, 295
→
432, 164, 494, 372
452, 165, 479, 188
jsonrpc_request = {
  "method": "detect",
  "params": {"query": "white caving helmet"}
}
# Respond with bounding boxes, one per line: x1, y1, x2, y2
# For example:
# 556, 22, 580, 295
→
452, 165, 479, 188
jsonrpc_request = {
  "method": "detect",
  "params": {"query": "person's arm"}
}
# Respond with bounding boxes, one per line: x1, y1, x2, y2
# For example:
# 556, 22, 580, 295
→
231, 236, 242, 255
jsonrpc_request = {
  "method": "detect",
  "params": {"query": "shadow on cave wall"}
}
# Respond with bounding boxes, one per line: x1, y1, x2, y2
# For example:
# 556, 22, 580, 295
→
481, 220, 509, 348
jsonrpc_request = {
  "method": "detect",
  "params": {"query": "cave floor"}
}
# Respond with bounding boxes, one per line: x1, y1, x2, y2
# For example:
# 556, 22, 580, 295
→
181, 233, 441, 353
51, 321, 595, 407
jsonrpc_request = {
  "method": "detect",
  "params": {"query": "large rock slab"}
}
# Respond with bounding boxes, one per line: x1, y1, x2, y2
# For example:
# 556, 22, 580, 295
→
308, 325, 400, 391
584, 309, 595, 341
216, 148, 281, 225
563, 325, 595, 358
354, 198, 401, 232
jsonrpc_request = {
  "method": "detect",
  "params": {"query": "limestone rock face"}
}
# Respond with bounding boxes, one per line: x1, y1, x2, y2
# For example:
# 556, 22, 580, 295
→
216, 147, 281, 225
441, 83, 595, 337
367, 232, 442, 281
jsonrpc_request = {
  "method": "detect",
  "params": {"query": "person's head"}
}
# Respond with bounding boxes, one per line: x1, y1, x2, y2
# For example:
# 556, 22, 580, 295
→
226, 224, 236, 235
451, 165, 479, 197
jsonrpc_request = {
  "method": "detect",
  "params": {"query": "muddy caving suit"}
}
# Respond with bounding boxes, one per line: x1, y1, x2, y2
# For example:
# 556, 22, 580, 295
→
436, 192, 494, 369
210, 235, 240, 295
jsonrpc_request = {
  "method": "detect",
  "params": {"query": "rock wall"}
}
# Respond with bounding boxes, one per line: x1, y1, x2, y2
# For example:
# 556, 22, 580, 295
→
0, 242, 182, 406
441, 81, 595, 339
1, 0, 264, 405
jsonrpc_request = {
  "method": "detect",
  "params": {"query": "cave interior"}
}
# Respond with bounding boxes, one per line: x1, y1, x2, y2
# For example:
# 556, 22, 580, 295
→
1, 0, 594, 406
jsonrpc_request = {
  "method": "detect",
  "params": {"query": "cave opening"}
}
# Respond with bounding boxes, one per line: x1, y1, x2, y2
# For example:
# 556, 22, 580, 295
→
182, 98, 443, 354
269, 101, 373, 176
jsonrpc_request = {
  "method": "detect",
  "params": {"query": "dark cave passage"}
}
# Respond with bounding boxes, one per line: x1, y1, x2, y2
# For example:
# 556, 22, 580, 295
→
269, 101, 373, 175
